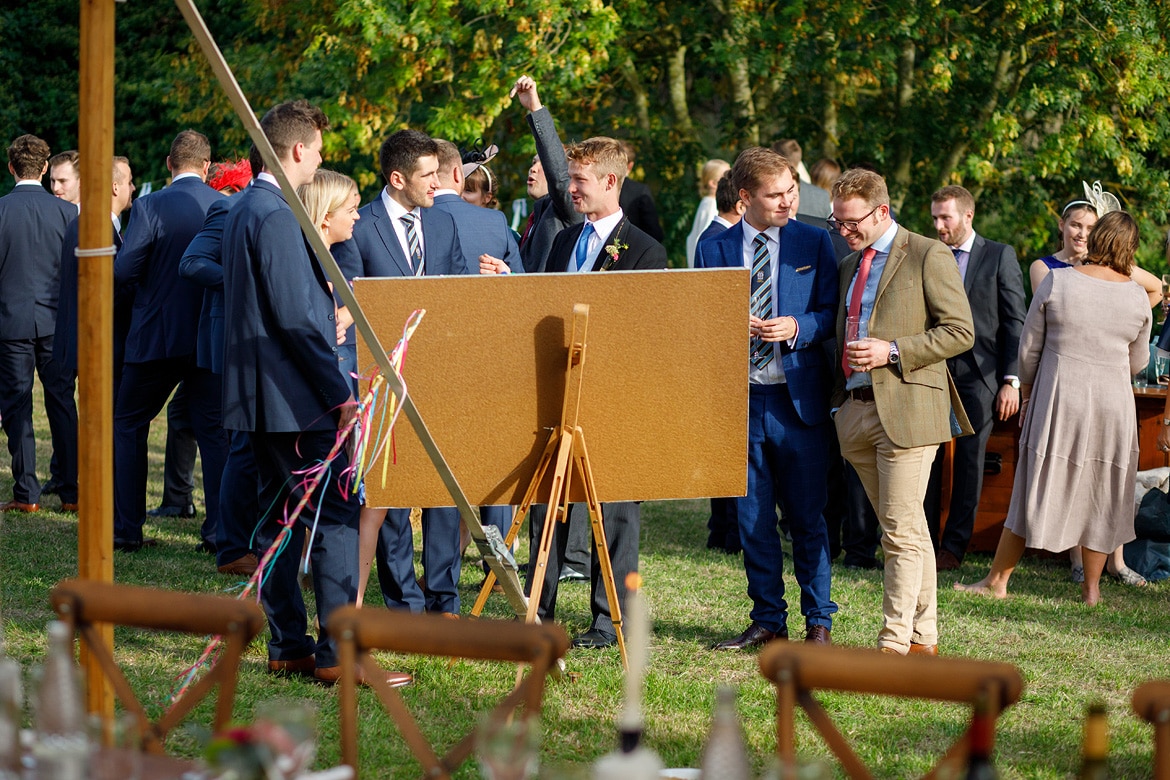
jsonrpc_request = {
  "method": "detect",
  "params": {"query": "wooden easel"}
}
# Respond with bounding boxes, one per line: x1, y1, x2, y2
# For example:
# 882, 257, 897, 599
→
470, 304, 628, 668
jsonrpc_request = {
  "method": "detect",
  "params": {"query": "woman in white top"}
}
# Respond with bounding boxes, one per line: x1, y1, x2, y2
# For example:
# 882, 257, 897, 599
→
685, 159, 729, 268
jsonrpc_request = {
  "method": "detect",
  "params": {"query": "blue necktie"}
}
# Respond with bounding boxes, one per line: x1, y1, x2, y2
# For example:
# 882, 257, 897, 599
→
750, 234, 774, 369
574, 223, 596, 272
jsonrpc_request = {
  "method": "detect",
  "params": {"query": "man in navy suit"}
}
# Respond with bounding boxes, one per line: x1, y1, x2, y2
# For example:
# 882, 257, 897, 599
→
111, 131, 228, 552
431, 139, 521, 274
221, 101, 407, 688
0, 135, 78, 513
697, 147, 839, 649
333, 129, 467, 617
531, 136, 667, 650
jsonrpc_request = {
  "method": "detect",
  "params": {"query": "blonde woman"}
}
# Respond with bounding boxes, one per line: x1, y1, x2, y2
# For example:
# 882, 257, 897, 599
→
685, 158, 730, 267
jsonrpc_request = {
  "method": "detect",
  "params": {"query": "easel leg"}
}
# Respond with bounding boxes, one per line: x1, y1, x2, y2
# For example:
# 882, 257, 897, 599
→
525, 431, 576, 625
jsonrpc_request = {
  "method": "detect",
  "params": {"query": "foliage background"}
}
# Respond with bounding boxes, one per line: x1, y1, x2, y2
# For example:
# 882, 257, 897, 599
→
3, 0, 1170, 276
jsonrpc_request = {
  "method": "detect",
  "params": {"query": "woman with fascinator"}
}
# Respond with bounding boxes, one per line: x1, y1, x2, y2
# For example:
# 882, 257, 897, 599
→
956, 211, 1151, 604
1027, 182, 1157, 588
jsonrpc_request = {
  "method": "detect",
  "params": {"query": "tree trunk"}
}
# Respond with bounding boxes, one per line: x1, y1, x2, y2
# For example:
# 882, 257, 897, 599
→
890, 39, 916, 210
936, 47, 1014, 186
822, 69, 839, 159
667, 44, 693, 134
726, 35, 758, 146
619, 54, 651, 132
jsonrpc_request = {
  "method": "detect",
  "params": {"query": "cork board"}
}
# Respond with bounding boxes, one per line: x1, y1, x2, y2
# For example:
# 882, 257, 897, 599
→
355, 268, 747, 507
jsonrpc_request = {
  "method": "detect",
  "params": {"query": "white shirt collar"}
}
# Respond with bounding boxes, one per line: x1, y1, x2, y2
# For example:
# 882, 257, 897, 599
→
740, 218, 782, 248
380, 187, 420, 221
14, 179, 42, 187
257, 172, 278, 186
584, 208, 625, 244
433, 188, 458, 198
954, 231, 977, 253
171, 171, 203, 184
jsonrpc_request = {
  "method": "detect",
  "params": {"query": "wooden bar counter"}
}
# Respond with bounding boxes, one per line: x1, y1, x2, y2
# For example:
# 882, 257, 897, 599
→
954, 383, 1168, 552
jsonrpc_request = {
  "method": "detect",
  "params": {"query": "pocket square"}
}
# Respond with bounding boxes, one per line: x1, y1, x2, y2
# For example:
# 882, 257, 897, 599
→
795, 265, 812, 273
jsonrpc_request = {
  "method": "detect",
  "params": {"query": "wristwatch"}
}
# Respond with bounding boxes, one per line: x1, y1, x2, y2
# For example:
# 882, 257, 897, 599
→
1160, 418, 1170, 427
1006, 378, 1021, 389
888, 340, 900, 365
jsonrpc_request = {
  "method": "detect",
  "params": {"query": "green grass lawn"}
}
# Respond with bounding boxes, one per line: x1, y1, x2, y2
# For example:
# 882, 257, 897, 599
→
2, 383, 1168, 778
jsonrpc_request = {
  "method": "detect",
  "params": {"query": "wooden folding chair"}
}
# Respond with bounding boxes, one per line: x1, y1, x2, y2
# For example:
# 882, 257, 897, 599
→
50, 578, 266, 753
1133, 680, 1170, 779
329, 606, 569, 779
759, 643, 1024, 779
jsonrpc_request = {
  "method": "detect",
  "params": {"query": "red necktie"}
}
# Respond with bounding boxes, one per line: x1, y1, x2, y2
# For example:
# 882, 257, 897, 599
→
842, 247, 878, 378
519, 212, 535, 249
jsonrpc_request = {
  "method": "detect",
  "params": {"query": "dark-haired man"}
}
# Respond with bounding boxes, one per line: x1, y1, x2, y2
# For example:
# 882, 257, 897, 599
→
112, 130, 227, 553
926, 185, 1024, 570
698, 148, 839, 649
0, 135, 78, 513
333, 129, 466, 617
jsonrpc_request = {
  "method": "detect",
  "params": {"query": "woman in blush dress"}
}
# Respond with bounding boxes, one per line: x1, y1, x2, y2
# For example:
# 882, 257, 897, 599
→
1029, 183, 1158, 587
956, 211, 1151, 605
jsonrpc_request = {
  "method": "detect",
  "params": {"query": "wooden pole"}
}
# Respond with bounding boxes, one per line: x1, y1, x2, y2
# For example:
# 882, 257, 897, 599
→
77, 0, 117, 720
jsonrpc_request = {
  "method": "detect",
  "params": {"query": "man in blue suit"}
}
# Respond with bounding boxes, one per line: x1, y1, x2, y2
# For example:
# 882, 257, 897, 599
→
431, 139, 521, 274
111, 131, 228, 552
333, 129, 467, 617
222, 101, 408, 688
697, 147, 839, 649
0, 135, 78, 513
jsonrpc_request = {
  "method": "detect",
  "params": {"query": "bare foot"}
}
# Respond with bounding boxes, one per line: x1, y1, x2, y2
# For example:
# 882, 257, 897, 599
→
953, 579, 1008, 599
1081, 583, 1102, 606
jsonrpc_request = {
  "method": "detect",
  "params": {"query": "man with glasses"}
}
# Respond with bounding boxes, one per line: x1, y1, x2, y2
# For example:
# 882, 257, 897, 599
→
829, 168, 973, 656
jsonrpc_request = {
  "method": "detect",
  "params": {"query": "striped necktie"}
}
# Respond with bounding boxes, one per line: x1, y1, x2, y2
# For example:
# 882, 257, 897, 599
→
400, 213, 425, 276
750, 233, 773, 369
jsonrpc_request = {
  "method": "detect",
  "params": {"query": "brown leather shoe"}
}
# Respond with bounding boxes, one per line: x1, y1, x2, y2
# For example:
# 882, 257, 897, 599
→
60, 502, 78, 513
267, 655, 316, 677
936, 550, 962, 571
314, 664, 412, 689
908, 642, 939, 656
0, 500, 38, 513
712, 622, 787, 651
218, 554, 259, 576
804, 625, 832, 644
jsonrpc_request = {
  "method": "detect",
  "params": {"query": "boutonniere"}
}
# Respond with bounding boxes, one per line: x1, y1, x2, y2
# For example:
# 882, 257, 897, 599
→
601, 239, 629, 271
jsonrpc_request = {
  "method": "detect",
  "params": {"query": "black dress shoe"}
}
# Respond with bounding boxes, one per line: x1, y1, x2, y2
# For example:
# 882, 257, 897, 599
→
41, 478, 64, 496
712, 622, 787, 651
147, 503, 197, 519
571, 628, 618, 649
194, 540, 217, 554
114, 537, 158, 553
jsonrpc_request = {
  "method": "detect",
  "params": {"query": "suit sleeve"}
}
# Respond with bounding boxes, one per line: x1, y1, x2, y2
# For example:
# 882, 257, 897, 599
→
994, 244, 1025, 381
545, 228, 572, 274
896, 239, 975, 372
788, 230, 838, 351
113, 199, 155, 290
627, 239, 667, 270
527, 107, 580, 227
255, 208, 352, 409
694, 235, 716, 269
178, 199, 228, 290
628, 188, 664, 242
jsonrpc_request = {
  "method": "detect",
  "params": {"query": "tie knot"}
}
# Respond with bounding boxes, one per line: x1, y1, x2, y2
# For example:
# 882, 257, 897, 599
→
401, 213, 417, 227
951, 247, 962, 259
581, 223, 595, 238
861, 247, 877, 263
754, 234, 768, 249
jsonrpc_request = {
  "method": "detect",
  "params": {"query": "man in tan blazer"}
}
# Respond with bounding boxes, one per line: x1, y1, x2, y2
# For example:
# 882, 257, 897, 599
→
829, 168, 974, 656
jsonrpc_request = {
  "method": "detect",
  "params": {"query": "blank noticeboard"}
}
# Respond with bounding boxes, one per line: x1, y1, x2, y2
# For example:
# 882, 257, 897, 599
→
355, 268, 748, 508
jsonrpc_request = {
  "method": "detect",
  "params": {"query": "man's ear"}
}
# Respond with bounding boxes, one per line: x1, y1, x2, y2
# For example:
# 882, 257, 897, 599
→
388, 170, 405, 191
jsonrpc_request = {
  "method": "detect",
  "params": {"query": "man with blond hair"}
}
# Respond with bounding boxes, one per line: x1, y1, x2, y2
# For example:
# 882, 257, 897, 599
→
698, 147, 839, 649
830, 168, 973, 656
532, 136, 666, 649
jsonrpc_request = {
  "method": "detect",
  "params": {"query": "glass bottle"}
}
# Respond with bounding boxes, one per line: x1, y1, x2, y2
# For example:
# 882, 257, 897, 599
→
32, 621, 86, 780
1078, 703, 1109, 780
698, 686, 752, 780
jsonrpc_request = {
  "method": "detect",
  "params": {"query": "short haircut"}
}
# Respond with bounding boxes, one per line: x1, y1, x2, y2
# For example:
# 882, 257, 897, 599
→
49, 149, 79, 175
8, 135, 51, 179
112, 155, 131, 183
566, 137, 627, 186
714, 171, 738, 214
831, 168, 890, 209
809, 158, 841, 191
379, 129, 438, 182
617, 140, 636, 166
297, 168, 358, 230
730, 147, 796, 196
169, 130, 211, 171
1085, 211, 1138, 276
771, 138, 801, 160
699, 158, 730, 196
932, 185, 975, 215
260, 100, 329, 162
432, 139, 462, 173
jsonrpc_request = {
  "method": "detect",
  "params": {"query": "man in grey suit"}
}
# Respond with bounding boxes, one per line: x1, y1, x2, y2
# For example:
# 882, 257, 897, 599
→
926, 185, 1025, 570
513, 76, 583, 273
0, 135, 79, 513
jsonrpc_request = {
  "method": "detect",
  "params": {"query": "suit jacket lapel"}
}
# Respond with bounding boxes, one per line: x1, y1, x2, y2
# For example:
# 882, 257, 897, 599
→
370, 198, 414, 277
963, 235, 986, 296
591, 216, 628, 271
874, 226, 909, 306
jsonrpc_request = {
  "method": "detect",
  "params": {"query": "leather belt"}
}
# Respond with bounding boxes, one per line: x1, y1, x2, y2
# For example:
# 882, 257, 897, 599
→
849, 387, 876, 402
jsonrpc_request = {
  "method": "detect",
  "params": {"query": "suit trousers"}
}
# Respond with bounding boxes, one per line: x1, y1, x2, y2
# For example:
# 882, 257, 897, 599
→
113, 357, 227, 544
739, 383, 836, 633
160, 383, 198, 509
216, 429, 258, 566
375, 506, 462, 614
927, 379, 994, 561
835, 397, 939, 651
528, 500, 640, 637
249, 429, 359, 668
0, 336, 77, 504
